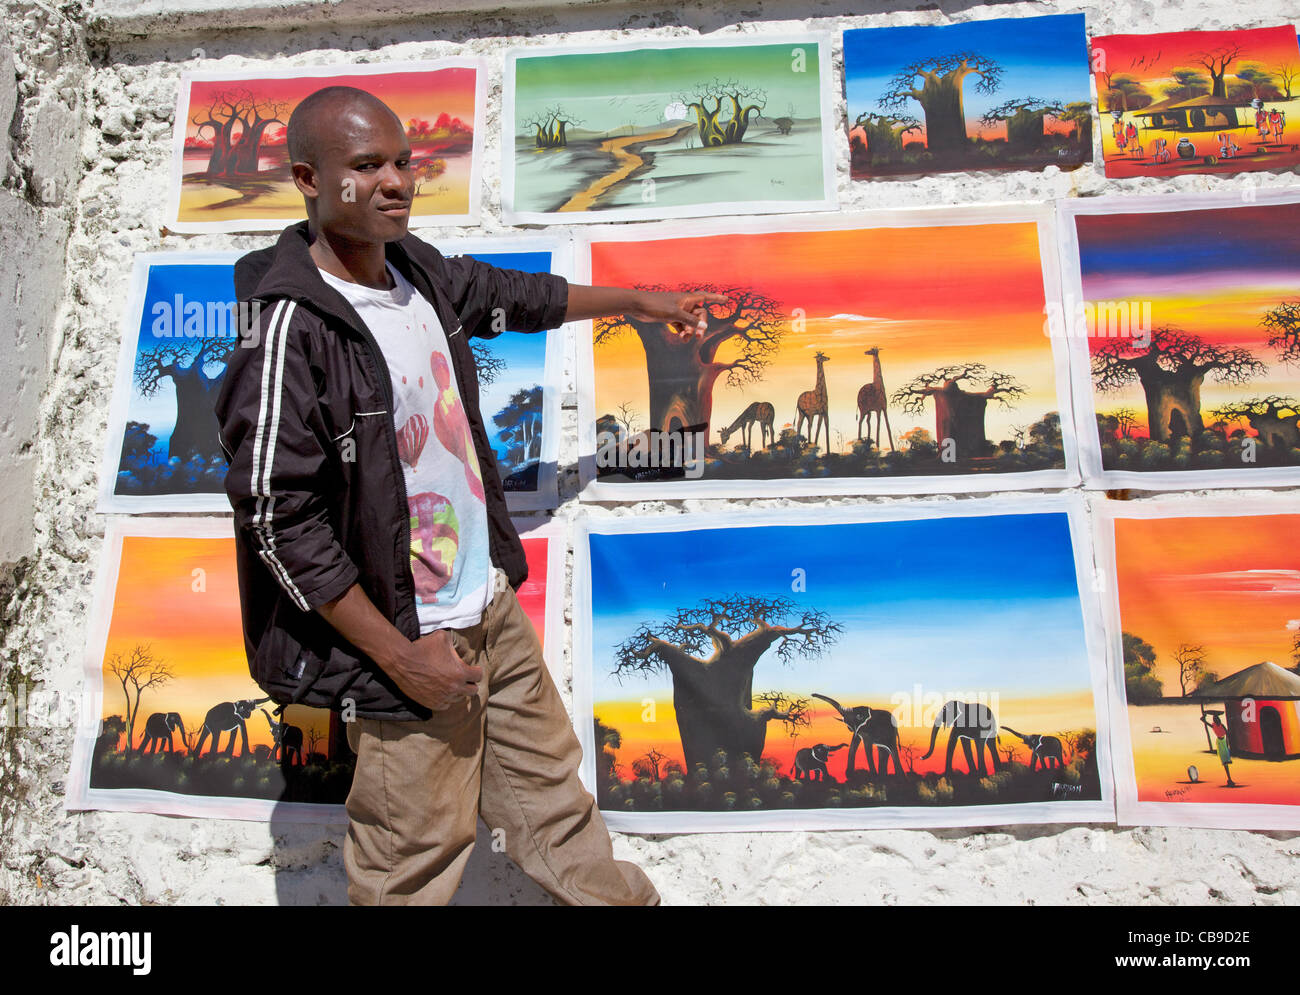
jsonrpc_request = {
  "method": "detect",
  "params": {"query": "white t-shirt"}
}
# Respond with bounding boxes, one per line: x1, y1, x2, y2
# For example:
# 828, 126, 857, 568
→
318, 261, 493, 632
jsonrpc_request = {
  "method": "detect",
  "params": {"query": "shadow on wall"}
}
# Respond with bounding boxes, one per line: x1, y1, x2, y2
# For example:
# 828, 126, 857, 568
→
267, 809, 557, 906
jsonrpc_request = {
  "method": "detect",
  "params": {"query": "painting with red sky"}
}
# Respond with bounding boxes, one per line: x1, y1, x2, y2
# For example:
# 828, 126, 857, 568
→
579, 206, 1077, 499
844, 14, 1093, 179
168, 59, 484, 233
1098, 497, 1300, 829
67, 518, 558, 821
1092, 25, 1300, 179
575, 498, 1113, 832
1060, 191, 1300, 489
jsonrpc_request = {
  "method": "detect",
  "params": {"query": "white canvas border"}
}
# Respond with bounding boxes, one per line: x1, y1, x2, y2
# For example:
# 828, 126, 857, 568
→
167, 58, 487, 235
501, 34, 839, 225
574, 202, 1081, 500
573, 494, 1115, 833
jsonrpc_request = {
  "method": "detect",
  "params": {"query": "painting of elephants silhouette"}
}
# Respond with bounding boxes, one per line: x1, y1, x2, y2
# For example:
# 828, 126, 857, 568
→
845, 14, 1093, 180
578, 205, 1076, 499
1095, 496, 1300, 830
67, 518, 560, 821
1091, 25, 1300, 180
574, 498, 1112, 831
168, 59, 484, 233
502, 35, 836, 224
1059, 191, 1300, 489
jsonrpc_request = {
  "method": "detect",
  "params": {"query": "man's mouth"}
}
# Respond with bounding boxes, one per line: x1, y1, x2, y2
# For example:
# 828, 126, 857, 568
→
378, 202, 410, 215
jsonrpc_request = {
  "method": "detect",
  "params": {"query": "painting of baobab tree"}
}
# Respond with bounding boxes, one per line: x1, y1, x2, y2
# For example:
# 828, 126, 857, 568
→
844, 14, 1092, 179
98, 253, 249, 513
168, 60, 485, 233
1060, 193, 1300, 489
1091, 25, 1300, 179
502, 36, 835, 224
430, 237, 572, 511
68, 518, 559, 821
575, 500, 1111, 832
578, 207, 1075, 499
1096, 497, 1300, 829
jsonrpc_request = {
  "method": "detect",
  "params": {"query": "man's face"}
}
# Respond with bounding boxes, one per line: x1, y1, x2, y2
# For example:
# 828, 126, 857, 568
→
295, 104, 413, 243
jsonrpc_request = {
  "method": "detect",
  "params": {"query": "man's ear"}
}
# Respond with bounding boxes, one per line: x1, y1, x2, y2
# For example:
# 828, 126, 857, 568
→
291, 161, 319, 202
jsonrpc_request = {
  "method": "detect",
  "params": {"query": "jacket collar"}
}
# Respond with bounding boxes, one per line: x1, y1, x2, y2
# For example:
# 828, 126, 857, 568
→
245, 220, 435, 339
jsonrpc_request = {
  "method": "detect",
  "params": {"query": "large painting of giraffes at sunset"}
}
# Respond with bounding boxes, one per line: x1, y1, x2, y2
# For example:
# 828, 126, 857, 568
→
577, 205, 1077, 499
502, 35, 836, 224
1096, 496, 1300, 830
1059, 190, 1300, 490
573, 498, 1113, 833
66, 518, 561, 821
1091, 25, 1300, 179
168, 60, 485, 233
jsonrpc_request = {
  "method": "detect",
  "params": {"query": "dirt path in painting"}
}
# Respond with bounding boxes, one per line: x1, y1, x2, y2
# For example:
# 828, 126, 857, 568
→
558, 123, 694, 212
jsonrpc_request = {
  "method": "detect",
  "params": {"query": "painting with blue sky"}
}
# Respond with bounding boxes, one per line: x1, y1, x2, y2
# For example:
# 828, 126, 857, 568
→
98, 252, 247, 512
100, 241, 568, 513
575, 499, 1113, 831
845, 13, 1093, 179
434, 236, 570, 510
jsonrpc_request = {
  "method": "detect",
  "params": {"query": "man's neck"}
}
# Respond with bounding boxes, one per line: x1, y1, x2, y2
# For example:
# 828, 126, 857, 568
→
308, 225, 393, 290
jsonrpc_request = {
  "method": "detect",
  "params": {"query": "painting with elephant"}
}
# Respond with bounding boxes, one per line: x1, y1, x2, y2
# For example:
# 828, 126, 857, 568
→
573, 496, 1114, 832
1095, 494, 1300, 830
67, 517, 562, 821
576, 204, 1079, 501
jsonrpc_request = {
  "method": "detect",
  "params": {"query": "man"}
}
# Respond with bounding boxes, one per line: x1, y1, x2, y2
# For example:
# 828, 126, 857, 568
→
214, 86, 724, 905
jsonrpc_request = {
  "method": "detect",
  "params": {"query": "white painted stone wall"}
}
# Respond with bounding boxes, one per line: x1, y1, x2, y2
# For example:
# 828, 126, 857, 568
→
3, 0, 1299, 906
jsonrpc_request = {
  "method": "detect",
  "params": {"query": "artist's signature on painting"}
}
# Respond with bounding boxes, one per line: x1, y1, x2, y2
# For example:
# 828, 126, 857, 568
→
1164, 786, 1190, 799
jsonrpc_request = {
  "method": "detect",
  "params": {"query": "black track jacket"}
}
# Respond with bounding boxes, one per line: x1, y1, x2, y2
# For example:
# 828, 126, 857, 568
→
214, 221, 569, 720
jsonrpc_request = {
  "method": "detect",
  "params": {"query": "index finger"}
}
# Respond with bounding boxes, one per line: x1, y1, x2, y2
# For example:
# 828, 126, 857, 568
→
460, 663, 484, 683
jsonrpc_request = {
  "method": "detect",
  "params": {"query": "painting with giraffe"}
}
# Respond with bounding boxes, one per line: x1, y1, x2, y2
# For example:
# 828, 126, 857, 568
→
1058, 190, 1300, 490
66, 517, 561, 821
577, 205, 1078, 499
573, 497, 1113, 832
502, 35, 837, 225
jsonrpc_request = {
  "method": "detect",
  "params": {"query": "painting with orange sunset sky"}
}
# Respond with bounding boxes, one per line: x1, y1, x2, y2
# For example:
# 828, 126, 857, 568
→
168, 60, 484, 233
575, 498, 1113, 832
580, 206, 1076, 500
1099, 497, 1300, 830
1092, 25, 1300, 179
1061, 191, 1300, 490
68, 518, 557, 821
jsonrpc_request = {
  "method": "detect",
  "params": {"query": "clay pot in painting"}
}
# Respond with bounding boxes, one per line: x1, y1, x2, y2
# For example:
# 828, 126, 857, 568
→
1176, 137, 1196, 159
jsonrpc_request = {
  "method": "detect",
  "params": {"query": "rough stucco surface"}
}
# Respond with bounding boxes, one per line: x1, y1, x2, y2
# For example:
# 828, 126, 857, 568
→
2, 0, 1300, 906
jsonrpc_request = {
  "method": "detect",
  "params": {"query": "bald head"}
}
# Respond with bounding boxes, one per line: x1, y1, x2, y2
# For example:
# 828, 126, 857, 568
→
287, 86, 403, 167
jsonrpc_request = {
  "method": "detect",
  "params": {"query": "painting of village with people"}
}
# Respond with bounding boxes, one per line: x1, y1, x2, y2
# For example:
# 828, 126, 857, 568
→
845, 14, 1093, 180
1064, 195, 1300, 488
577, 504, 1110, 830
1091, 25, 1300, 178
1100, 501, 1300, 829
69, 521, 555, 820
169, 61, 483, 232
504, 37, 835, 223
581, 210, 1074, 498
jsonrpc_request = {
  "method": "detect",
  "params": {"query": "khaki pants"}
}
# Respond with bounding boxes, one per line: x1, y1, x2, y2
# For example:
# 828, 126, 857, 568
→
343, 571, 659, 906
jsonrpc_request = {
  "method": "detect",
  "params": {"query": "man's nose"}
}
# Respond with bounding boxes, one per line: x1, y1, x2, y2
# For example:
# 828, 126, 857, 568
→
378, 162, 410, 196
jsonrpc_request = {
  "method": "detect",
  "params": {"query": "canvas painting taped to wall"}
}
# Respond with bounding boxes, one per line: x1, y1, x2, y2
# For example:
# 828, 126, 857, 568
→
502, 35, 836, 224
574, 498, 1113, 832
577, 205, 1077, 499
1095, 496, 1300, 830
167, 59, 485, 233
845, 14, 1093, 180
99, 245, 570, 513
65, 518, 562, 821
1059, 191, 1300, 490
1091, 25, 1300, 178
